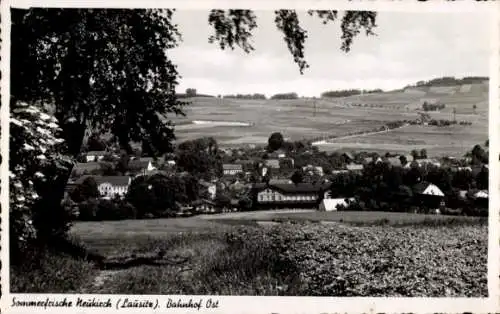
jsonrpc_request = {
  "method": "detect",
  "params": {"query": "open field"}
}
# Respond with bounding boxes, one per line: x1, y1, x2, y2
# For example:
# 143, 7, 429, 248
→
13, 211, 486, 295
70, 210, 485, 254
172, 83, 488, 156
204, 209, 486, 226
44, 211, 486, 296
316, 124, 487, 157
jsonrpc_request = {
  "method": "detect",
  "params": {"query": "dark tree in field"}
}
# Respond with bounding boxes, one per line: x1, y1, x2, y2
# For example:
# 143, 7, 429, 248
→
268, 132, 284, 152
70, 177, 99, 203
115, 153, 131, 174
476, 167, 488, 190
420, 149, 428, 159
470, 144, 488, 164
399, 155, 408, 167
215, 192, 231, 209
86, 133, 107, 152
186, 88, 197, 97
411, 149, 420, 160
291, 169, 304, 184
177, 137, 222, 180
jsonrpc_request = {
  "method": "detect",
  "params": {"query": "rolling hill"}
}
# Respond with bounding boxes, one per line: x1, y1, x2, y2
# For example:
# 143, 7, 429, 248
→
172, 80, 488, 157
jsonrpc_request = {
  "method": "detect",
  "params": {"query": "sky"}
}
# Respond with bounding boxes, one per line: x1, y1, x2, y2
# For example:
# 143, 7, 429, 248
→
168, 10, 491, 98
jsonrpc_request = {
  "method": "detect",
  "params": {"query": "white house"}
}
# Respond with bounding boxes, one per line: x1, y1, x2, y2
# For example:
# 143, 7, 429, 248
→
85, 151, 106, 162
264, 159, 281, 169
474, 190, 488, 199
318, 198, 355, 211
414, 182, 445, 197
302, 165, 323, 176
346, 163, 363, 172
223, 164, 243, 176
94, 176, 132, 199
199, 180, 217, 200
404, 159, 441, 169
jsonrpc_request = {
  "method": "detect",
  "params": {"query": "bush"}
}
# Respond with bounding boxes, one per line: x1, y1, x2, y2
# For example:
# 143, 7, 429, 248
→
77, 199, 100, 221
76, 198, 137, 221
11, 241, 97, 293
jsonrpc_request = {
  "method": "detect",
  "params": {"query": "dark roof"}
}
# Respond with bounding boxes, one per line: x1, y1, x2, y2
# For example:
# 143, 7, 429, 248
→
86, 151, 107, 155
192, 199, 216, 206
73, 162, 102, 172
342, 152, 354, 160
71, 175, 130, 186
223, 164, 243, 170
94, 176, 131, 186
199, 180, 215, 187
138, 157, 154, 163
253, 182, 331, 194
70, 175, 93, 185
234, 159, 254, 165
128, 159, 150, 169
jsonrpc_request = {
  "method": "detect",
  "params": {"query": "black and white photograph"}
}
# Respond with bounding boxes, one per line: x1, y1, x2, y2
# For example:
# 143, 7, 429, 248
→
2, 1, 499, 312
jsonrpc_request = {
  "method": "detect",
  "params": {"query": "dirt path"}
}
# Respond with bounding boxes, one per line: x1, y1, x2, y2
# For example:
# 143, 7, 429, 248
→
311, 124, 409, 145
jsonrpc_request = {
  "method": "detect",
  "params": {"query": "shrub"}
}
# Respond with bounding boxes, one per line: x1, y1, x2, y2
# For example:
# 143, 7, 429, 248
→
11, 240, 97, 293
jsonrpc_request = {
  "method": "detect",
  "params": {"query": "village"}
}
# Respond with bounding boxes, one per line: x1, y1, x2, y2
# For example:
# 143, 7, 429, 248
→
64, 131, 489, 221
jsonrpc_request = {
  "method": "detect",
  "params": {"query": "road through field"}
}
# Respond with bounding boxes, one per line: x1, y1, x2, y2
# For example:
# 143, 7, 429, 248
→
311, 124, 409, 145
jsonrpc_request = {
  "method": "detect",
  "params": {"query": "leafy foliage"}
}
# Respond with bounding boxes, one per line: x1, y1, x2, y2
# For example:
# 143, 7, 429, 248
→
225, 223, 487, 296
11, 8, 187, 157
70, 177, 99, 202
176, 137, 222, 180
10, 102, 73, 259
126, 173, 199, 217
268, 132, 284, 152
208, 10, 377, 74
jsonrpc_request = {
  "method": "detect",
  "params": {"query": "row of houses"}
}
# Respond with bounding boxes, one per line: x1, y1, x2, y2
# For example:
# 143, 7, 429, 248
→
222, 156, 475, 179
250, 181, 489, 211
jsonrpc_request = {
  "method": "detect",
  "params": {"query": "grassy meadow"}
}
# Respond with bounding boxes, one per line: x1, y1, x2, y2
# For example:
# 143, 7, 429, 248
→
12, 210, 487, 296
172, 82, 488, 156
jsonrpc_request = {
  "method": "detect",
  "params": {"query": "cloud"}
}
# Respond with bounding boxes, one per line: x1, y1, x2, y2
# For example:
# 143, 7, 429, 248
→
170, 10, 490, 97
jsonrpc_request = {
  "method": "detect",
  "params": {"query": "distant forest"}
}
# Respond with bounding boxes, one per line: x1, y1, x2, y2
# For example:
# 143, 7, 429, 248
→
177, 93, 215, 98
224, 94, 267, 100
179, 76, 488, 100
319, 76, 488, 98
405, 76, 488, 89
320, 89, 383, 98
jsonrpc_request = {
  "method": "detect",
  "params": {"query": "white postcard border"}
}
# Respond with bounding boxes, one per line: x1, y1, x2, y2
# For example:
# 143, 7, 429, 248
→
1, 1, 499, 313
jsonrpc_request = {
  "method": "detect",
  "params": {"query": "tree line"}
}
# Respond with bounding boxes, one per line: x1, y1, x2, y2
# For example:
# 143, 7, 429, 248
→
329, 161, 488, 216
407, 76, 488, 88
320, 89, 383, 98
223, 93, 267, 100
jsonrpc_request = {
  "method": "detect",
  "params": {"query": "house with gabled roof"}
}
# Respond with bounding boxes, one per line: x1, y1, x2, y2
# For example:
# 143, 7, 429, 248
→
128, 157, 156, 174
341, 152, 355, 163
264, 159, 280, 169
94, 176, 131, 199
472, 189, 488, 207
412, 182, 445, 209
68, 175, 131, 199
85, 151, 107, 162
192, 199, 216, 213
251, 182, 331, 209
223, 163, 243, 176
72, 162, 103, 176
